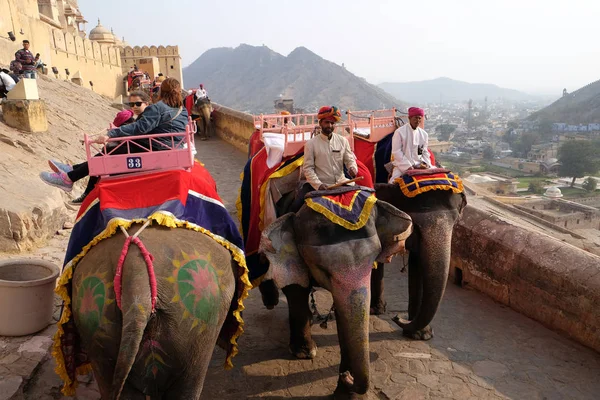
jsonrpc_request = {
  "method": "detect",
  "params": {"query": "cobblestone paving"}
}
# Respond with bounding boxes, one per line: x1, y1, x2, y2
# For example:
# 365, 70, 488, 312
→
14, 138, 600, 399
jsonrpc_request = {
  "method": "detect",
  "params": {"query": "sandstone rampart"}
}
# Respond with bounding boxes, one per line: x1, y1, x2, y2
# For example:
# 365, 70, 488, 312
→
211, 102, 254, 153
451, 206, 600, 352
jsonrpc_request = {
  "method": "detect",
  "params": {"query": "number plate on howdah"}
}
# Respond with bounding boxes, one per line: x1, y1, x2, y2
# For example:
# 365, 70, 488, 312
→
127, 157, 142, 169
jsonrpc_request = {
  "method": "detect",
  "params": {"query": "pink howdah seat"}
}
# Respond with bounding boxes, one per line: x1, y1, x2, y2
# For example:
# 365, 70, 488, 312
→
85, 119, 197, 178
347, 108, 399, 143
255, 112, 354, 157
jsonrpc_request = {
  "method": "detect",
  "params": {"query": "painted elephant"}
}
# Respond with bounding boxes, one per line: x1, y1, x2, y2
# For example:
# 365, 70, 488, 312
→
71, 225, 238, 399
190, 96, 213, 140
372, 184, 467, 340
260, 195, 413, 399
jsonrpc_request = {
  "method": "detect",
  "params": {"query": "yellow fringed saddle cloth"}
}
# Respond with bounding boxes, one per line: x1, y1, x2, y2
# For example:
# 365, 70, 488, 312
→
395, 168, 463, 198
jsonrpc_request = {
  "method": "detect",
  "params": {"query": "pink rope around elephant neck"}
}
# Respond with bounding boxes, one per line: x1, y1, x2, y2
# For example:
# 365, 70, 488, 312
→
114, 236, 158, 312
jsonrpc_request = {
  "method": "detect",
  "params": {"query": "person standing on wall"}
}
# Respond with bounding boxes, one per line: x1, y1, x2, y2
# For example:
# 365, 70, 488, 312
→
15, 40, 37, 79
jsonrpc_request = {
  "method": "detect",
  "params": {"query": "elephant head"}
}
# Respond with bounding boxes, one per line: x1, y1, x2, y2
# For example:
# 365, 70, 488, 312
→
191, 97, 212, 140
374, 183, 467, 339
260, 199, 412, 397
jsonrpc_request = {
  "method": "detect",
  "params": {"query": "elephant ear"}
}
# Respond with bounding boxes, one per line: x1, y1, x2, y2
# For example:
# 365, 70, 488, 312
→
375, 200, 413, 247
260, 213, 310, 288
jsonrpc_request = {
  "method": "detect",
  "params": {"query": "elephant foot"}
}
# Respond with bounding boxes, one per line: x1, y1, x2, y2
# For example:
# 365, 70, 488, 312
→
369, 300, 386, 315
333, 372, 368, 400
289, 339, 317, 359
402, 325, 434, 341
259, 279, 279, 310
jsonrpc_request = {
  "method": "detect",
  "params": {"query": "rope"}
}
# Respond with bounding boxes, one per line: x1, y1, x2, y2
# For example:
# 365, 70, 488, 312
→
114, 221, 157, 312
309, 288, 335, 329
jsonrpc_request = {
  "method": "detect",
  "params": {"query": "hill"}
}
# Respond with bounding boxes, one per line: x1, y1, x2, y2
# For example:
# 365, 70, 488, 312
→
183, 45, 406, 113
0, 75, 118, 252
528, 79, 600, 124
378, 77, 535, 105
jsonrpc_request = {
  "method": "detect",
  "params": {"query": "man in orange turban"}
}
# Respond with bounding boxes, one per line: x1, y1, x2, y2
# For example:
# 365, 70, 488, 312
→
290, 106, 357, 212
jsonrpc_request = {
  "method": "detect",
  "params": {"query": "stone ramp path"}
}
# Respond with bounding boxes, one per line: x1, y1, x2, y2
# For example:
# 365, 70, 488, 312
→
18, 137, 600, 399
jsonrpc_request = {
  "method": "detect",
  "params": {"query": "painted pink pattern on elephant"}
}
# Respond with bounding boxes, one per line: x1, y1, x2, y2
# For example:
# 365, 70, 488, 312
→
188, 265, 220, 299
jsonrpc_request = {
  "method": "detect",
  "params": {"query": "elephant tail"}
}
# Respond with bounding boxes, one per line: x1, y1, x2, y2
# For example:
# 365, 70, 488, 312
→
110, 244, 154, 400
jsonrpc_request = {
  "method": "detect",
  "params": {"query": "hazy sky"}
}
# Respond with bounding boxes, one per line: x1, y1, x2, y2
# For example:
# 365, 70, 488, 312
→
80, 0, 599, 95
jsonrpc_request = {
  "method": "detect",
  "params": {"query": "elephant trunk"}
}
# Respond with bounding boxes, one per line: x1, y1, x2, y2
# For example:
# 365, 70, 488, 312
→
394, 216, 453, 333
331, 274, 371, 395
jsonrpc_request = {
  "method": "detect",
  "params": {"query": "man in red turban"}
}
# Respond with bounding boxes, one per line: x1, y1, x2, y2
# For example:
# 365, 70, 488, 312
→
388, 106, 432, 182
289, 105, 357, 212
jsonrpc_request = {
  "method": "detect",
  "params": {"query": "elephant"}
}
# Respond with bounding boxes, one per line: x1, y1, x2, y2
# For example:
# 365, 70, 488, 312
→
189, 96, 213, 140
372, 184, 467, 340
71, 225, 239, 399
259, 191, 413, 399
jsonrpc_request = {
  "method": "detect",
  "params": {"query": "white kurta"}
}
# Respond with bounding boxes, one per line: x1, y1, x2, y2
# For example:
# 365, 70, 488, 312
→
388, 124, 432, 183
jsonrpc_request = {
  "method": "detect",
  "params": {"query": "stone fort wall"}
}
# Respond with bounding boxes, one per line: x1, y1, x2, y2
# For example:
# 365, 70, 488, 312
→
120, 45, 183, 86
0, 0, 183, 98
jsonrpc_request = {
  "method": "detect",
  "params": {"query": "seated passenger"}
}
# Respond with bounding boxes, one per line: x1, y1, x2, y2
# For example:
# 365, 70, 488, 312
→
40, 78, 187, 200
388, 107, 432, 183
281, 110, 295, 127
290, 105, 358, 213
94, 78, 188, 150
39, 109, 136, 201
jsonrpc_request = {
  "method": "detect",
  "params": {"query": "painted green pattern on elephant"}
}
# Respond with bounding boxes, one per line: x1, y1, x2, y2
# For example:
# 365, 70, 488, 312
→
74, 276, 106, 336
176, 258, 221, 326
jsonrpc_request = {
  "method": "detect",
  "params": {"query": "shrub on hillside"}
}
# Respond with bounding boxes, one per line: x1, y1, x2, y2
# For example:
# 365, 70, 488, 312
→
528, 181, 545, 194
582, 177, 598, 192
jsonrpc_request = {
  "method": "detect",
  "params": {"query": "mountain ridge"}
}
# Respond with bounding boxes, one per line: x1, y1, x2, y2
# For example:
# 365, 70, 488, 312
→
378, 77, 536, 104
527, 78, 600, 124
183, 44, 407, 113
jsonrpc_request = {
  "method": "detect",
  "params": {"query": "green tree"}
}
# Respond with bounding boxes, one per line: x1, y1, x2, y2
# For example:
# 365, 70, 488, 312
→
483, 146, 494, 160
528, 181, 544, 194
513, 132, 541, 158
558, 141, 600, 187
436, 124, 457, 141
582, 177, 598, 192
538, 119, 554, 139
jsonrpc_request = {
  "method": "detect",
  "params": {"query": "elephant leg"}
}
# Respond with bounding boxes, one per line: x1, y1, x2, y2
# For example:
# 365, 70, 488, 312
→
282, 284, 316, 359
369, 263, 386, 315
401, 252, 433, 341
332, 284, 371, 399
259, 278, 280, 309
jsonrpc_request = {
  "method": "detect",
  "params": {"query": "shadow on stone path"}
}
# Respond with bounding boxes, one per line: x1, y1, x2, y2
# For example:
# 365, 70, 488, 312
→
19, 137, 600, 400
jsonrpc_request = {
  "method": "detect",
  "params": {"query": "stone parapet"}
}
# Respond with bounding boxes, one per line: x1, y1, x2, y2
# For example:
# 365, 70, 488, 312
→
451, 205, 600, 353
1, 99, 49, 132
211, 102, 254, 153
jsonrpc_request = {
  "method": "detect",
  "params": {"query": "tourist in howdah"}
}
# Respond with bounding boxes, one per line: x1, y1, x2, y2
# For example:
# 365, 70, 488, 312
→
38, 90, 152, 203
96, 77, 188, 148
388, 106, 432, 183
281, 110, 296, 126
15, 40, 37, 79
290, 105, 358, 212
39, 109, 136, 202
0, 69, 16, 98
